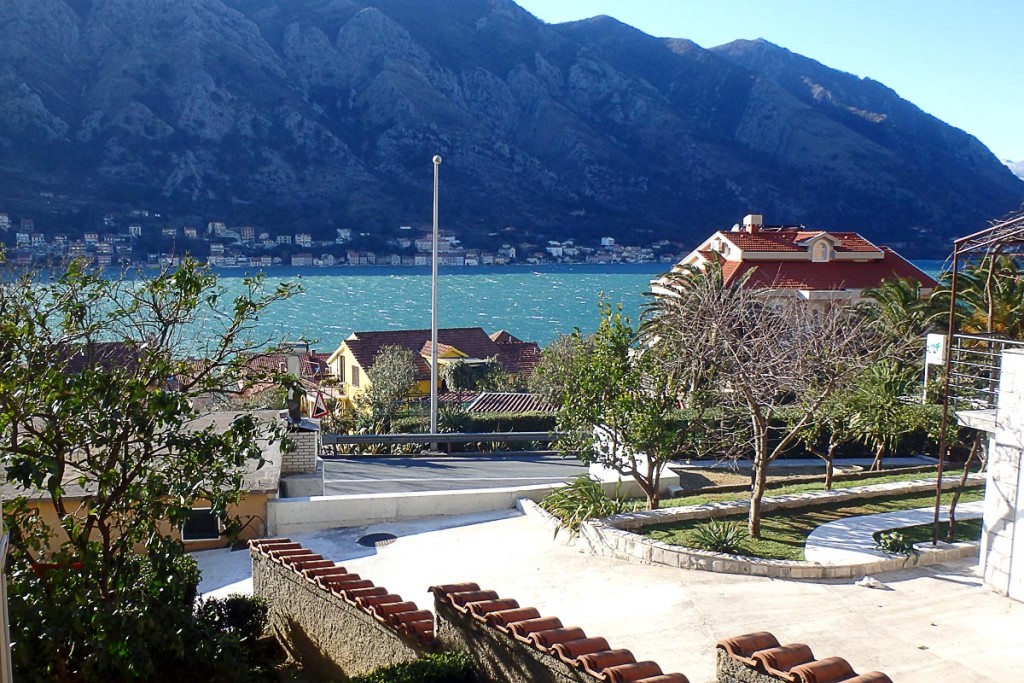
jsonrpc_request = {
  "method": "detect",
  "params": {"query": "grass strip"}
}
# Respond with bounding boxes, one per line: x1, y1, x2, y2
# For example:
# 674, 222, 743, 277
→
643, 489, 983, 561
641, 470, 971, 510
874, 517, 983, 546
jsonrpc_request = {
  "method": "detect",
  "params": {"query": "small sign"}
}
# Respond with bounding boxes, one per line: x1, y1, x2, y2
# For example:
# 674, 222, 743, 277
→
310, 391, 329, 419
925, 333, 947, 366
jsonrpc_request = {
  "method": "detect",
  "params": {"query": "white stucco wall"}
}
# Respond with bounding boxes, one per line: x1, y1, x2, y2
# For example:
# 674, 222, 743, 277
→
980, 349, 1024, 600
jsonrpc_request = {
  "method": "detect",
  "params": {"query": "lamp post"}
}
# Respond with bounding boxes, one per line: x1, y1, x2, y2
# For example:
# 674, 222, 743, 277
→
430, 155, 442, 440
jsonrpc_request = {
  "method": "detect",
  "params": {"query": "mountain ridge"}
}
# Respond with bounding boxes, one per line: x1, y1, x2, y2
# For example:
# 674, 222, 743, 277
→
0, 0, 1020, 256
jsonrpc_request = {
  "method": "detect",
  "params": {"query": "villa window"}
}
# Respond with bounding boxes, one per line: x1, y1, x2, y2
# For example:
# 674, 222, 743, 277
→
352, 365, 360, 387
182, 508, 220, 542
812, 241, 831, 262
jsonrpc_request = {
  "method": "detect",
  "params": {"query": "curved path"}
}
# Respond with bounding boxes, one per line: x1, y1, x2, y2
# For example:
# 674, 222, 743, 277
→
804, 500, 984, 565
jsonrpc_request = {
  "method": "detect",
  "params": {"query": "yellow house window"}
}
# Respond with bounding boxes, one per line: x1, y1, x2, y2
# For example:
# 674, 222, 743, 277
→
351, 364, 360, 387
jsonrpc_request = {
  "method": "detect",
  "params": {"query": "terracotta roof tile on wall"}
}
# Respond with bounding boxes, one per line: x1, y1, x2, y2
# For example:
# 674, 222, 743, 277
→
248, 538, 435, 645
430, 583, 689, 683
716, 631, 892, 683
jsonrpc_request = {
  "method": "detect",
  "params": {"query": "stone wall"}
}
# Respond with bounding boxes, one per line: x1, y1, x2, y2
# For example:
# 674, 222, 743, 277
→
249, 539, 433, 679
980, 348, 1024, 599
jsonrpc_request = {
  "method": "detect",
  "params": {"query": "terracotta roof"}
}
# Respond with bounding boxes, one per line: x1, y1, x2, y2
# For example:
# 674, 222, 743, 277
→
344, 327, 540, 381
244, 351, 331, 382
716, 631, 892, 683
430, 582, 690, 682
62, 341, 143, 374
427, 391, 555, 414
722, 247, 937, 290
721, 229, 881, 253
489, 330, 523, 344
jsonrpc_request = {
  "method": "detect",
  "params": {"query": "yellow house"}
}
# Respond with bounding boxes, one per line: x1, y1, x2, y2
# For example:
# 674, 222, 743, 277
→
326, 327, 541, 404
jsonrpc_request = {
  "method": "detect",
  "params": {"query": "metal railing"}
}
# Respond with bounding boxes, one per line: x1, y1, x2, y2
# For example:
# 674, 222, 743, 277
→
947, 333, 1024, 410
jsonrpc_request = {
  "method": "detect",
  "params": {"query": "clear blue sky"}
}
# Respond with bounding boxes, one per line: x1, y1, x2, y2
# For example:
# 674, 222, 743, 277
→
514, 0, 1024, 161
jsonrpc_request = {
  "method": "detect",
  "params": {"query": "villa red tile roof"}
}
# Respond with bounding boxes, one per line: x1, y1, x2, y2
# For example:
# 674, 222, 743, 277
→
720, 229, 881, 253
344, 327, 541, 381
721, 247, 937, 290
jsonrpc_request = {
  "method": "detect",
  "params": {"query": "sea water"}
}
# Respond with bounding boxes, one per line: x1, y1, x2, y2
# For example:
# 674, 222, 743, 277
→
205, 259, 949, 349
215, 263, 669, 348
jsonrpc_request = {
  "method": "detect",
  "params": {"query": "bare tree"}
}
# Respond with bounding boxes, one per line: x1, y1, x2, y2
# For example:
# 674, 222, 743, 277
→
644, 264, 877, 537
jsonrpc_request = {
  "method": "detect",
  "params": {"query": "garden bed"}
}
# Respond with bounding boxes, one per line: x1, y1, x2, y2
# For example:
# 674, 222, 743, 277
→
559, 475, 984, 579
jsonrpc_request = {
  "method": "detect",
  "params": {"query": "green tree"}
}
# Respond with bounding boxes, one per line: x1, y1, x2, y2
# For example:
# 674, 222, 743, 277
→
0, 258, 295, 682
942, 254, 1024, 337
549, 302, 686, 510
860, 276, 939, 373
644, 263, 875, 537
354, 344, 418, 432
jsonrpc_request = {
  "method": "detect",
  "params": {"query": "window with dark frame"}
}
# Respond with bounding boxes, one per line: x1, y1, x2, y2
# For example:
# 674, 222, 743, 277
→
182, 508, 220, 541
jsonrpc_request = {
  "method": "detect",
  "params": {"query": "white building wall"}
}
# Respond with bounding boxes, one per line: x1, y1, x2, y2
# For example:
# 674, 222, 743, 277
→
981, 349, 1024, 599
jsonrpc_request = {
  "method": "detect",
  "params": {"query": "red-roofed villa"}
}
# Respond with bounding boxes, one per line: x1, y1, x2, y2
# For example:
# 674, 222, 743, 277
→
658, 214, 937, 304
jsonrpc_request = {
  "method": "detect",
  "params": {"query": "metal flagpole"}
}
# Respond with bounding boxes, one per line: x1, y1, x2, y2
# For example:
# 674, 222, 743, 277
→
430, 155, 442, 441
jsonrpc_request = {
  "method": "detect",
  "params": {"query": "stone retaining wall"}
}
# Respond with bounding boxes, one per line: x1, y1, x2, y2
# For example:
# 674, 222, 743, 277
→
249, 539, 433, 679
523, 476, 983, 579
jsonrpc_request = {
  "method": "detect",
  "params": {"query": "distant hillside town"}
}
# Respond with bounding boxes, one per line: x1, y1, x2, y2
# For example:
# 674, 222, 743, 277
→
0, 208, 687, 269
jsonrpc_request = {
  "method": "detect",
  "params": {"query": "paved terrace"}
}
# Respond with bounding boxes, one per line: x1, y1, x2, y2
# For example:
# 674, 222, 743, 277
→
197, 509, 1020, 683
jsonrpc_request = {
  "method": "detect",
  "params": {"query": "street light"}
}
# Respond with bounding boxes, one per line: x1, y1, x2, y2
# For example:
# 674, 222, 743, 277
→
430, 155, 442, 440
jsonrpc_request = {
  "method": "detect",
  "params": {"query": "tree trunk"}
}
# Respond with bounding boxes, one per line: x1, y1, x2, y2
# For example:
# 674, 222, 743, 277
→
870, 443, 885, 471
947, 431, 982, 542
748, 432, 770, 538
643, 455, 661, 510
824, 454, 835, 491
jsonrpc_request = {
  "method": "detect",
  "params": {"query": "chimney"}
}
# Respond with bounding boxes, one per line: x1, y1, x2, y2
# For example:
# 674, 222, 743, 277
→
743, 214, 763, 233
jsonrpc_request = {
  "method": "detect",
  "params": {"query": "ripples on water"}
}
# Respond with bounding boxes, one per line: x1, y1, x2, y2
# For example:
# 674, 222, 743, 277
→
217, 264, 670, 348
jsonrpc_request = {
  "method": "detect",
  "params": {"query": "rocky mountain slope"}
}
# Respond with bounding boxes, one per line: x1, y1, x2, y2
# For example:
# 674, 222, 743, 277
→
1, 0, 1020, 253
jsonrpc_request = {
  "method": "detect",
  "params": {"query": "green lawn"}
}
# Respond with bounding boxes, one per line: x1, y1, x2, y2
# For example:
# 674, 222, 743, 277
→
875, 517, 983, 546
636, 469, 968, 510
643, 489, 984, 561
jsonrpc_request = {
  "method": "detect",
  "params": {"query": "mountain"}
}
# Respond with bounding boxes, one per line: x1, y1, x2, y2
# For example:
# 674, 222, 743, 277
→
1005, 160, 1024, 181
0, 0, 1020, 255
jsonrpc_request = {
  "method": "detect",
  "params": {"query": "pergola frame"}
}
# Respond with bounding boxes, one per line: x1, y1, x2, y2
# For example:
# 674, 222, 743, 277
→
933, 209, 1024, 544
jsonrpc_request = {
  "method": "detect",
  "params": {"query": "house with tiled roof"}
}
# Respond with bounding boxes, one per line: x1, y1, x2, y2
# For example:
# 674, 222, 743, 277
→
326, 327, 541, 404
659, 214, 937, 303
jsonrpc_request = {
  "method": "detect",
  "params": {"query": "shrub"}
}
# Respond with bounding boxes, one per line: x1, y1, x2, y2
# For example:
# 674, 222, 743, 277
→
692, 519, 748, 554
350, 651, 479, 683
874, 530, 918, 556
540, 475, 625, 537
195, 594, 269, 644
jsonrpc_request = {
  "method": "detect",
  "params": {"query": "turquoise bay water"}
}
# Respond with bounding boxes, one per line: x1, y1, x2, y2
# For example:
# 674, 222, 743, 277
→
212, 259, 948, 349
222, 264, 668, 348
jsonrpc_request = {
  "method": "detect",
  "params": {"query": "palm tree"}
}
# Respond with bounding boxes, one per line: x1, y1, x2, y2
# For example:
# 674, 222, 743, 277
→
933, 254, 1024, 338
860, 277, 938, 372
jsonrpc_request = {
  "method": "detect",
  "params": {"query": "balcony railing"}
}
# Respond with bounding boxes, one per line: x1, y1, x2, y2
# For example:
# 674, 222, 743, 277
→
947, 333, 1024, 410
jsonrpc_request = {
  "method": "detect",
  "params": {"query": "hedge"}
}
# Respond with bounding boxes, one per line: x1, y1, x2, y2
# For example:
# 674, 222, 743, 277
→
389, 411, 555, 434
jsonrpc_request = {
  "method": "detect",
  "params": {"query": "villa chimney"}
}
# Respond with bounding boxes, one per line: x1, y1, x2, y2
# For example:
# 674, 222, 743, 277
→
743, 214, 763, 233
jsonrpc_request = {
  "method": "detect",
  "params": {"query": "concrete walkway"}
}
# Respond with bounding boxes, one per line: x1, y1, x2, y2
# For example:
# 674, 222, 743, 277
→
805, 501, 984, 565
